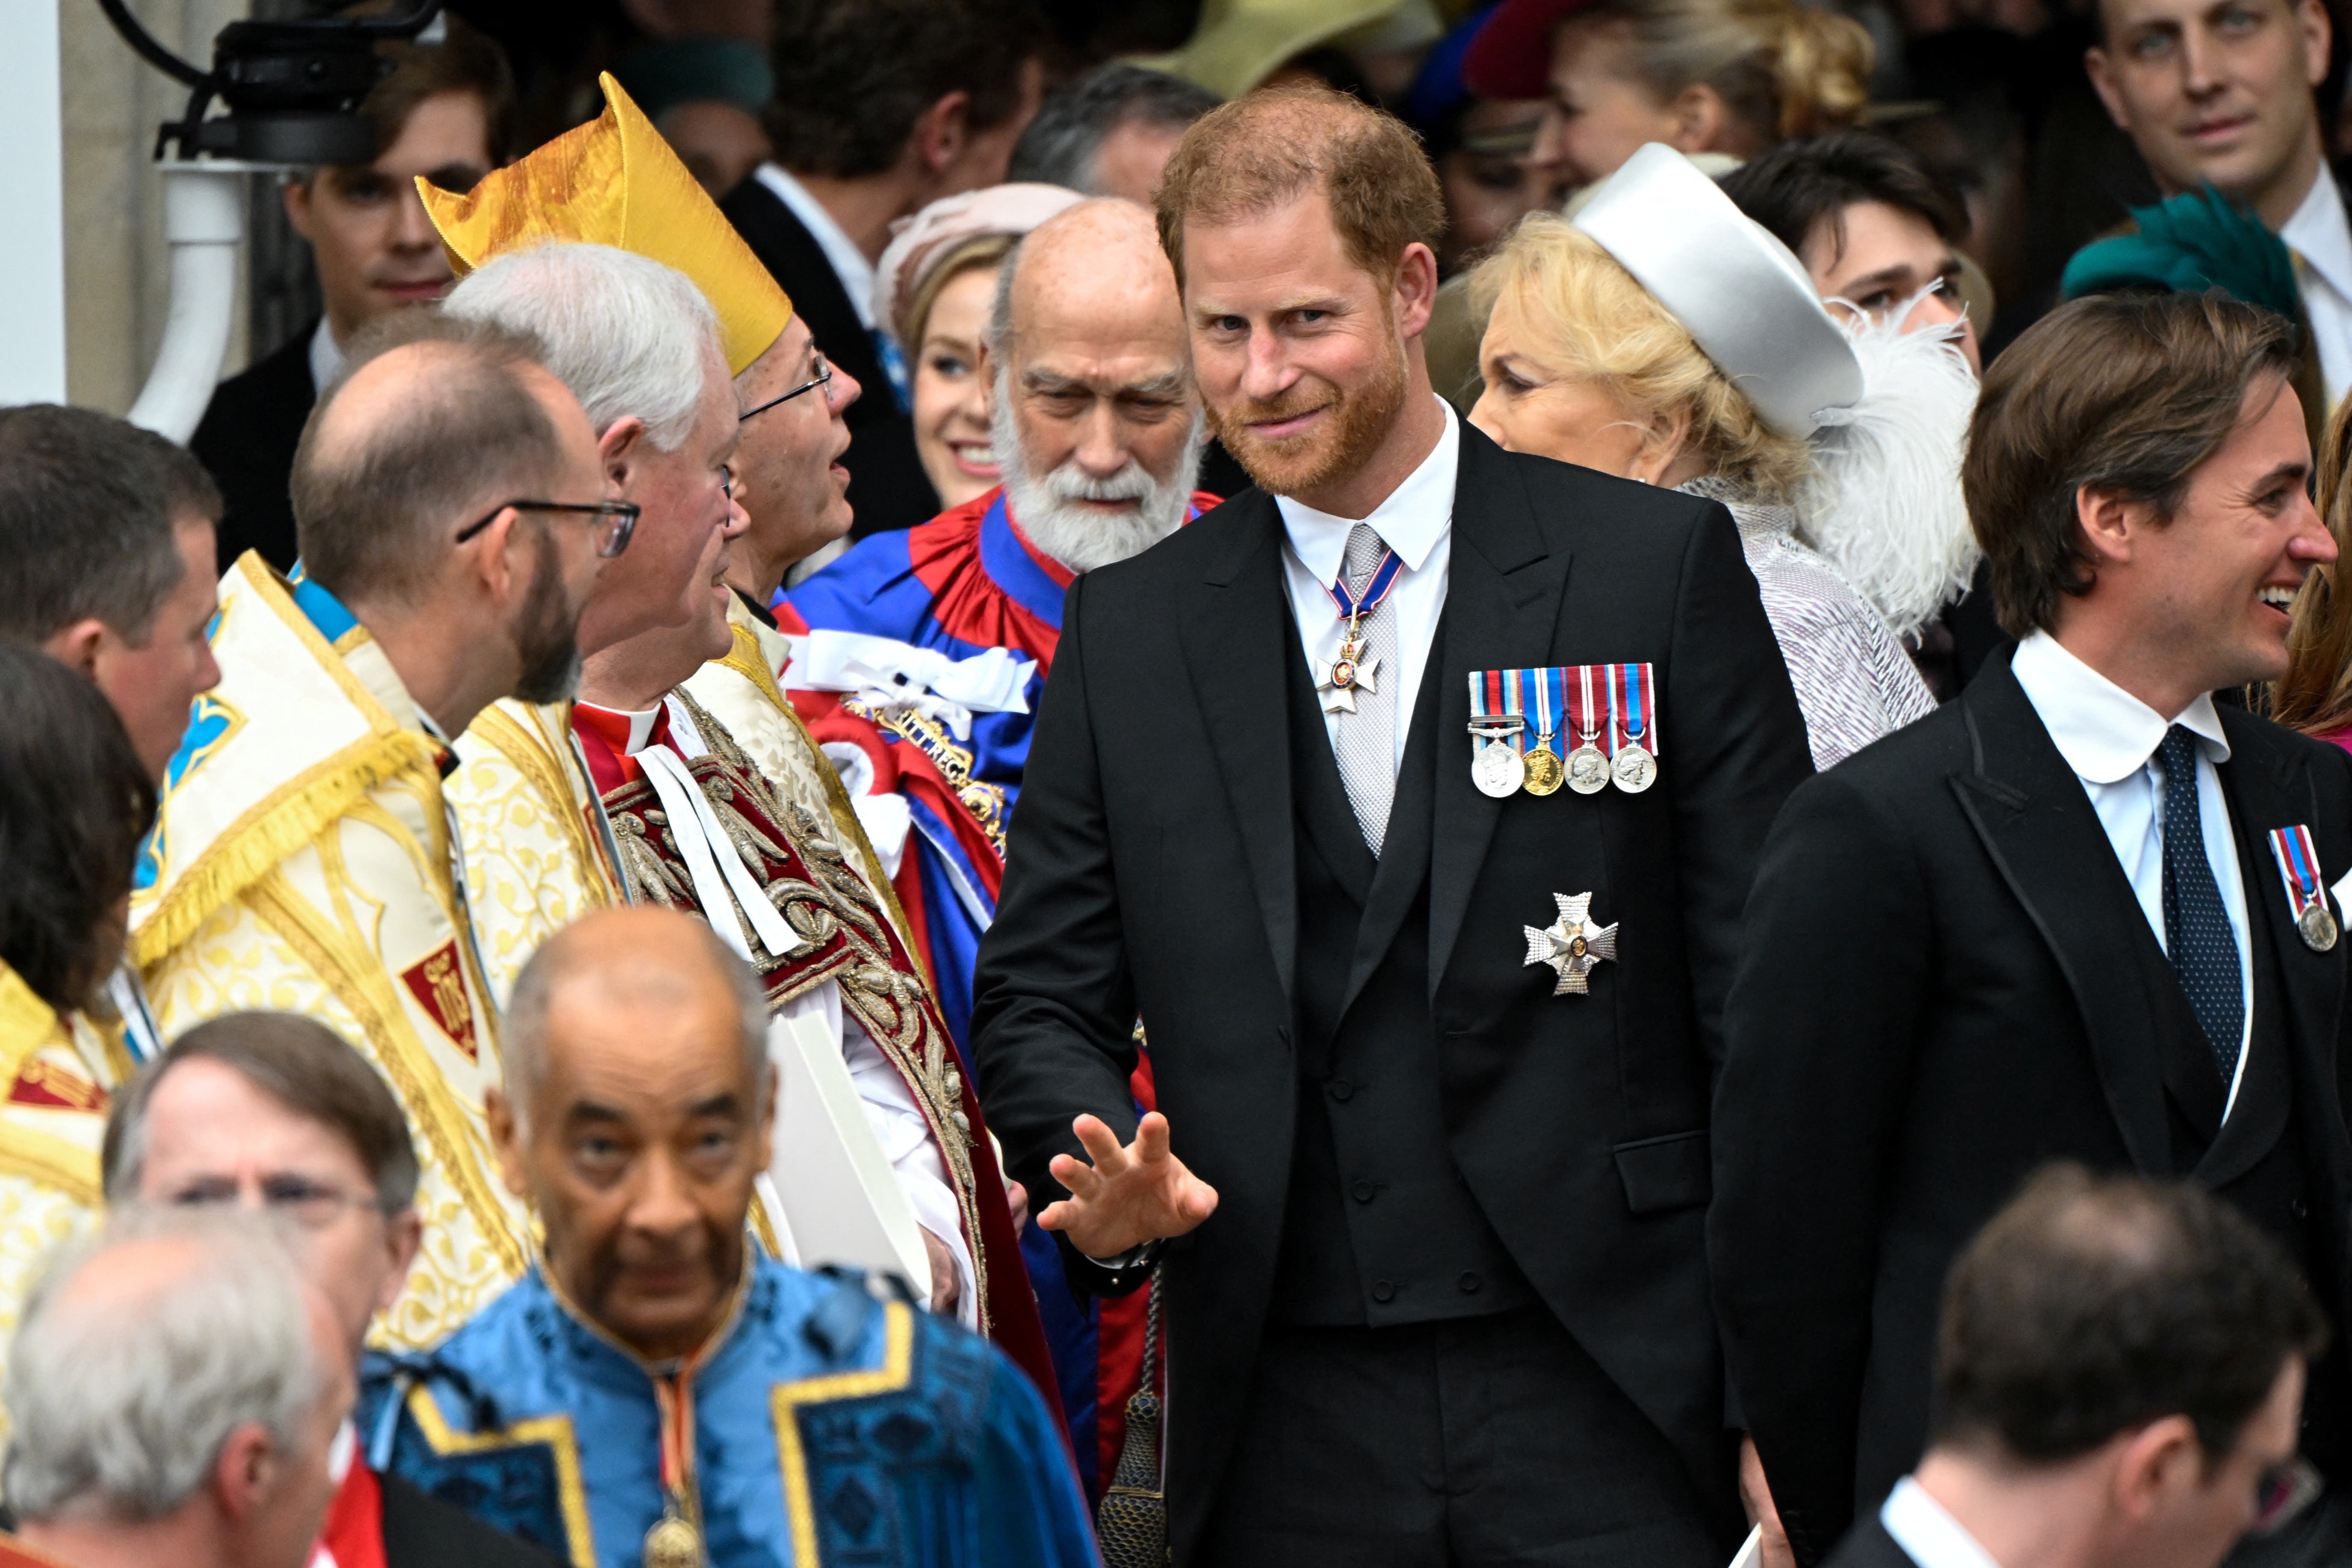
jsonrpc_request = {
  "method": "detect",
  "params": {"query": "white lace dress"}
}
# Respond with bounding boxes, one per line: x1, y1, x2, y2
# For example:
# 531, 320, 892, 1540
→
1681, 476, 1936, 769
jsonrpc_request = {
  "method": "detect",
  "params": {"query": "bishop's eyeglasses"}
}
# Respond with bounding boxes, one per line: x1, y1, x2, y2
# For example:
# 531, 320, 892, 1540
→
455, 497, 641, 558
740, 353, 834, 422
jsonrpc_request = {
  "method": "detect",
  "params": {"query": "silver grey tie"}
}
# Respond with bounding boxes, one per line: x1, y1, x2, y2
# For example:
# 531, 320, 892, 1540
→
1334, 523, 1398, 855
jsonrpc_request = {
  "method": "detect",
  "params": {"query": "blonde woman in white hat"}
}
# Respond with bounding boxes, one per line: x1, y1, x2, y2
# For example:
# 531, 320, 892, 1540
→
1468, 143, 1976, 768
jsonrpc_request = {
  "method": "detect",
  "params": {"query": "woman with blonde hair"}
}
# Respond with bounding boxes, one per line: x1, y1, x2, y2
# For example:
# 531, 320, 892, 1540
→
2276, 396, 2352, 750
1470, 145, 1978, 766
874, 183, 1084, 511
1461, 0, 1875, 191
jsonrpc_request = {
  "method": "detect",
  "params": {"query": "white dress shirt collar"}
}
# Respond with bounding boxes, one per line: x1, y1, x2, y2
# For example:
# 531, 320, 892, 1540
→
2008, 630, 2231, 782
754, 162, 878, 330
1275, 399, 1459, 588
2283, 162, 2352, 310
1880, 1477, 2007, 1568
308, 317, 346, 399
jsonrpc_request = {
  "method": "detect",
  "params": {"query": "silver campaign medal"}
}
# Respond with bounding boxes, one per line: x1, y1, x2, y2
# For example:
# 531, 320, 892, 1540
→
1475, 737, 1526, 798
1524, 891, 1619, 996
1466, 677, 1526, 799
2302, 901, 2340, 952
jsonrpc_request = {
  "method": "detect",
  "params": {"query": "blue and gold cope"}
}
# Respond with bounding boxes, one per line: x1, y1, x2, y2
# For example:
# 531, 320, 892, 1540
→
359, 1257, 1096, 1568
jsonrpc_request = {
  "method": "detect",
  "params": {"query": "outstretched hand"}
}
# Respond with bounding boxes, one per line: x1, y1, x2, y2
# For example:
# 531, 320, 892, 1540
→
1036, 1111, 1218, 1260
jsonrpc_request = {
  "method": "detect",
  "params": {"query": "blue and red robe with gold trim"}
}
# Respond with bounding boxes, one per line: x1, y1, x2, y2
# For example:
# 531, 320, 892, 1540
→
776, 484, 1211, 1500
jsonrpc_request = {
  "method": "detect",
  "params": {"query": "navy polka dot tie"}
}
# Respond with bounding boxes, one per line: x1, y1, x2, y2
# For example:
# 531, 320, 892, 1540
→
2158, 726, 2242, 1084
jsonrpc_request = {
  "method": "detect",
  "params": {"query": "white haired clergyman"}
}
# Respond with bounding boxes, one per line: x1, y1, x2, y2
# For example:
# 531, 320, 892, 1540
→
444, 242, 722, 450
3, 1205, 350, 1568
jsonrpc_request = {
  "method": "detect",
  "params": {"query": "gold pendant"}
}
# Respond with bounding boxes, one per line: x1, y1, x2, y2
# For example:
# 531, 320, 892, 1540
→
643, 1513, 703, 1568
1523, 739, 1564, 796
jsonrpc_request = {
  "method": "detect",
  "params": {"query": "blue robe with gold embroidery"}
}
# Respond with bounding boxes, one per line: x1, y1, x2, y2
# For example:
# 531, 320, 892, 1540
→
358, 1260, 1096, 1568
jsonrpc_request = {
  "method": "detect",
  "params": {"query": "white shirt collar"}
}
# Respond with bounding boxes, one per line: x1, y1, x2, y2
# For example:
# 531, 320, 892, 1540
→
1274, 399, 1459, 589
754, 162, 878, 330
308, 317, 346, 398
2282, 162, 2352, 305
1880, 1477, 2007, 1568
2008, 630, 2231, 784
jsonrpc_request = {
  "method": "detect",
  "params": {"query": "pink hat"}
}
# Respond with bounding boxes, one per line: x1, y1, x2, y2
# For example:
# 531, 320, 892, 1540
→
873, 183, 1090, 346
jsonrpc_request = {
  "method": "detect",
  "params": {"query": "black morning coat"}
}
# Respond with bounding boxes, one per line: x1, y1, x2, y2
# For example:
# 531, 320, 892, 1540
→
718, 172, 942, 538
970, 417, 1817, 1565
1710, 651, 2352, 1565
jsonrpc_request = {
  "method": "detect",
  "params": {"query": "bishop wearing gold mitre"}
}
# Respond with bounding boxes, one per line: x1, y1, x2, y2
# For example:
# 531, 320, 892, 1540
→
414, 76, 1057, 1398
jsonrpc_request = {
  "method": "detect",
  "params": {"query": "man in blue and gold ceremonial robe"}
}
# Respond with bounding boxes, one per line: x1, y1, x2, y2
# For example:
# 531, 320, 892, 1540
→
360, 906, 1095, 1568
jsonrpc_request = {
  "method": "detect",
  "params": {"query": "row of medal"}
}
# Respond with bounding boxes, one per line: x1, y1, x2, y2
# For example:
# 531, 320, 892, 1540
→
1467, 664, 1661, 800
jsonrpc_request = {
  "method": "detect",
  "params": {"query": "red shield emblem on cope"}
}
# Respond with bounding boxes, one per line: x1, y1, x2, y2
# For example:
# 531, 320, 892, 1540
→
400, 940, 479, 1061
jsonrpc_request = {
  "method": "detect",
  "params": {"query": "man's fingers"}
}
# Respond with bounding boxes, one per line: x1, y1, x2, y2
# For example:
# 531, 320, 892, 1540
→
1072, 1113, 1135, 1176
1132, 1111, 1171, 1165
1035, 1198, 1075, 1233
1048, 1151, 1102, 1203
1179, 1178, 1219, 1226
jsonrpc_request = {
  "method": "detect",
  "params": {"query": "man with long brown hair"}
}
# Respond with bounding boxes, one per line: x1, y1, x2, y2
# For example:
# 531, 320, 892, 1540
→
972, 83, 1812, 1567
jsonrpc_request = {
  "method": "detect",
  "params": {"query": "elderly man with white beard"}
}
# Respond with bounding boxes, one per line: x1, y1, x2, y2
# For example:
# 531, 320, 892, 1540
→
779, 197, 1214, 1061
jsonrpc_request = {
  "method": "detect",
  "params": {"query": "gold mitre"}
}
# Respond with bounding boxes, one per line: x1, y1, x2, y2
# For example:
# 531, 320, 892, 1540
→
418, 72, 792, 375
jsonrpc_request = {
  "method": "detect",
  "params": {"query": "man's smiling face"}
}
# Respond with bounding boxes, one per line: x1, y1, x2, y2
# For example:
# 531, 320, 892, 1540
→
1182, 188, 1409, 501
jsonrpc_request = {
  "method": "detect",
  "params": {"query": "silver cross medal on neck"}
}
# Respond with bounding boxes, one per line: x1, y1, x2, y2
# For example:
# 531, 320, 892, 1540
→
1525, 891, 1618, 996
1316, 539, 1403, 715
1318, 615, 1380, 714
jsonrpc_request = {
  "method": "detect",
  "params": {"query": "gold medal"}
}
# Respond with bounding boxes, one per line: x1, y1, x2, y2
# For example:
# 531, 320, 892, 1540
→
1523, 738, 1564, 795
644, 1513, 702, 1568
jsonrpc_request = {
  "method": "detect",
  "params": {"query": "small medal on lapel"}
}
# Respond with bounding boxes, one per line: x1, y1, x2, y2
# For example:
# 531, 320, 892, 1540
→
1605, 663, 1661, 794
2266, 824, 2339, 952
1466, 669, 1528, 798
1521, 667, 1565, 795
1564, 666, 1610, 794
1525, 891, 1618, 996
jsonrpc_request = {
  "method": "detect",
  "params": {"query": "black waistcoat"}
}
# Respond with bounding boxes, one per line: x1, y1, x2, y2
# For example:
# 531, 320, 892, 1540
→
2133, 824, 2345, 1473
1267, 621, 1536, 1326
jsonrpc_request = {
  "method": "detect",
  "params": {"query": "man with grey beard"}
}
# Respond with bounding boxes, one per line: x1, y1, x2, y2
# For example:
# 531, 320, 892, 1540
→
779, 196, 1214, 1059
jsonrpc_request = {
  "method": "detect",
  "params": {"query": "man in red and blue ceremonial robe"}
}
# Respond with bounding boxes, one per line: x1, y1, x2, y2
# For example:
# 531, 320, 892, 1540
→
780, 199, 1213, 1499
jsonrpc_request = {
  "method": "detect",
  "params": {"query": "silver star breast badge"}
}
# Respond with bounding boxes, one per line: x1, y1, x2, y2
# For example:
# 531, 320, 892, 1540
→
1524, 891, 1618, 996
1315, 652, 1380, 715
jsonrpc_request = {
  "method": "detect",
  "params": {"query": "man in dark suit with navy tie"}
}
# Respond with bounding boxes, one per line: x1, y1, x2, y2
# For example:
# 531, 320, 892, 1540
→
1713, 290, 2352, 1568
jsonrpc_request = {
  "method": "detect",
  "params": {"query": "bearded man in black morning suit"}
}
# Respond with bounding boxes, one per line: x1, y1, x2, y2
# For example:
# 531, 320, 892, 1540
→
969, 85, 1815, 1568
1713, 291, 2352, 1568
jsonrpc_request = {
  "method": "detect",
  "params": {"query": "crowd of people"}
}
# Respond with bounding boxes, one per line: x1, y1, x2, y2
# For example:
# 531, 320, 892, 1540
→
12, 0, 2352, 1565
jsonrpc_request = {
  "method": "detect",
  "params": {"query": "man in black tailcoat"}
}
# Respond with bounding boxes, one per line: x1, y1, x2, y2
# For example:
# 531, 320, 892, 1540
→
971, 86, 1813, 1568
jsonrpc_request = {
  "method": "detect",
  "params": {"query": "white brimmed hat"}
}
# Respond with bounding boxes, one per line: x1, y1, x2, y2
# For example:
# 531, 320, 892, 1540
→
1571, 142, 1863, 438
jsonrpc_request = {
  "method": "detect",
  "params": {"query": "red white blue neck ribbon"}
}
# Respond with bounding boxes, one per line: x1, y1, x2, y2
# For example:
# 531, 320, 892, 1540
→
1325, 548, 1404, 623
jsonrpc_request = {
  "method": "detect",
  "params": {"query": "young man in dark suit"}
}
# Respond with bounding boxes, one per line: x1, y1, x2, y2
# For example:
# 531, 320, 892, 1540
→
1829, 1168, 2322, 1568
971, 85, 1814, 1568
188, 20, 508, 574
720, 0, 1046, 540
1713, 290, 2352, 1567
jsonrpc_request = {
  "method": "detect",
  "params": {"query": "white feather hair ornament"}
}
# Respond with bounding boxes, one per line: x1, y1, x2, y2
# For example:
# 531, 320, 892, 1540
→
1797, 301, 1983, 641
